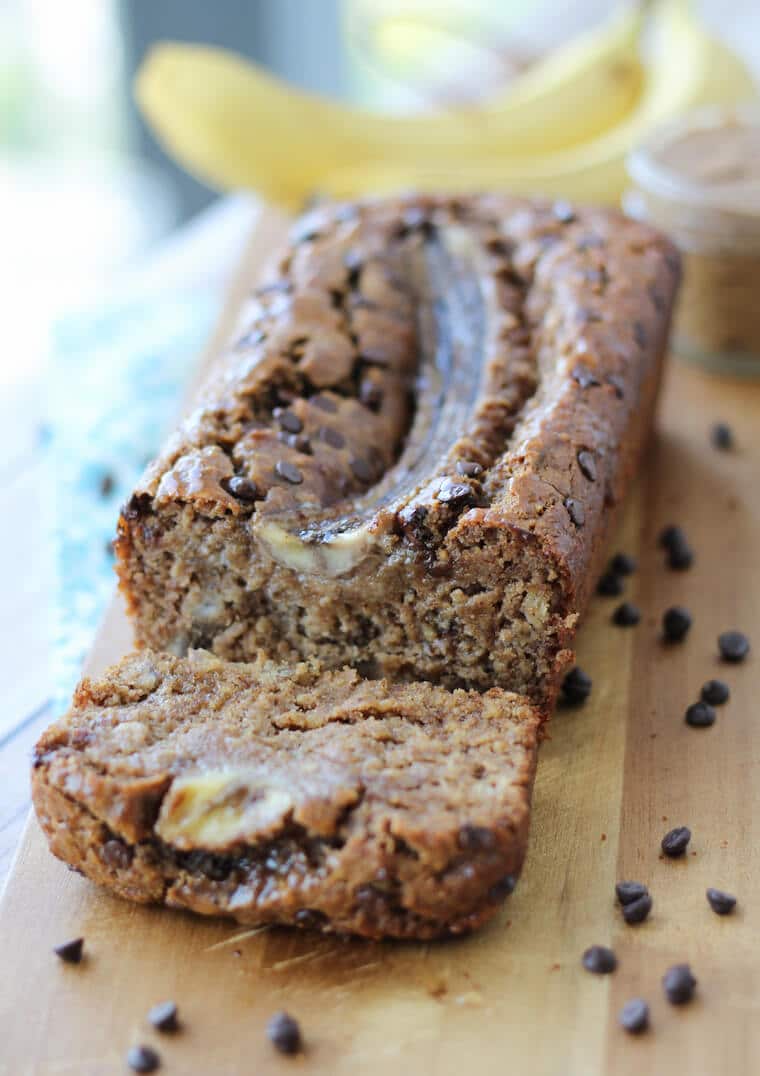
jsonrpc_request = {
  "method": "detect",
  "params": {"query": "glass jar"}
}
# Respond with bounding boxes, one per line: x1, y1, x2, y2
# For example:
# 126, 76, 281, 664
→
626, 106, 760, 378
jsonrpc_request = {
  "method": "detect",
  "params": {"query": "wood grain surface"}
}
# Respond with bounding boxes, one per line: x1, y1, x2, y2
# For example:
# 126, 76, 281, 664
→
1, 208, 758, 1076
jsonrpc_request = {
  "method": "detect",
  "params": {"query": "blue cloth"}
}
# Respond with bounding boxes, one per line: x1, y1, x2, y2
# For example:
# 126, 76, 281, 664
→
50, 289, 218, 713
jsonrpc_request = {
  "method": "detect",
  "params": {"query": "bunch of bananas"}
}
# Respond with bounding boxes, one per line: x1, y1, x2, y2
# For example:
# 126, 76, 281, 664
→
135, 0, 756, 209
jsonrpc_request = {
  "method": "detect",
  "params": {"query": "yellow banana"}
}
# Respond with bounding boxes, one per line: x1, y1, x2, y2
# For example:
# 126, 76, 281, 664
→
135, 5, 645, 208
324, 0, 757, 205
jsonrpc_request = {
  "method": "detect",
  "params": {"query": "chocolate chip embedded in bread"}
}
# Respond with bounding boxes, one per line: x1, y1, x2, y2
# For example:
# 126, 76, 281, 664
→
224, 476, 260, 503
319, 426, 345, 450
274, 408, 303, 434
577, 450, 597, 481
350, 456, 373, 483
565, 498, 585, 527
275, 459, 304, 485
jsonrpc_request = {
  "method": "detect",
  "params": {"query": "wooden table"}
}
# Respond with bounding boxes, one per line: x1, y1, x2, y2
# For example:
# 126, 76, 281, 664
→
1, 208, 759, 1075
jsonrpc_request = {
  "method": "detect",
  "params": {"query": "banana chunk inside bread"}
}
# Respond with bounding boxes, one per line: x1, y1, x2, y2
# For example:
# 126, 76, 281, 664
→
32, 650, 540, 940
115, 194, 680, 711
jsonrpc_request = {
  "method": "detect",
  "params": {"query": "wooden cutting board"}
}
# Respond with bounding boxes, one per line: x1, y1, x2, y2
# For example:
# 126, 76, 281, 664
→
1, 206, 759, 1076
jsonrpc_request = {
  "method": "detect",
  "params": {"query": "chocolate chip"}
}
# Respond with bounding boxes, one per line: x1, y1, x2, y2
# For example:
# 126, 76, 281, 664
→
571, 365, 601, 389
487, 874, 517, 902
706, 888, 737, 915
613, 601, 640, 627
634, 320, 648, 348
438, 480, 474, 506
663, 606, 692, 643
597, 571, 624, 597
662, 963, 697, 1005
225, 476, 260, 503
101, 838, 133, 870
458, 824, 496, 851
718, 630, 750, 663
667, 539, 694, 571
148, 1001, 179, 1033
701, 679, 730, 705
553, 200, 576, 224
127, 1045, 161, 1073
275, 459, 303, 485
577, 450, 597, 481
610, 552, 636, 576
565, 498, 585, 527
710, 422, 734, 450
99, 472, 115, 497
350, 456, 373, 483
280, 432, 312, 454
267, 1012, 302, 1055
661, 826, 691, 857
311, 394, 338, 413
616, 880, 649, 906
53, 937, 84, 964
582, 945, 617, 974
319, 426, 345, 450
659, 524, 685, 550
561, 666, 592, 706
456, 459, 483, 478
123, 493, 152, 521
274, 408, 303, 434
359, 377, 383, 409
619, 998, 649, 1034
622, 893, 652, 925
685, 701, 716, 728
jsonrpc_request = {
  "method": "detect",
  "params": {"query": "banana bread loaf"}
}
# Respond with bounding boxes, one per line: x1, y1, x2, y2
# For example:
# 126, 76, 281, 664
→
32, 650, 540, 940
115, 194, 680, 710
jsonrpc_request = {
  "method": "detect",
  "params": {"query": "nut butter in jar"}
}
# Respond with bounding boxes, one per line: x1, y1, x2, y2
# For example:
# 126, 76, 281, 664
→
626, 106, 760, 377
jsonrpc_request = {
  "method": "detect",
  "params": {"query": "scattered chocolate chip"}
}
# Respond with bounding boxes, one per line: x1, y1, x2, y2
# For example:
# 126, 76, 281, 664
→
661, 826, 691, 857
619, 998, 649, 1034
350, 456, 373, 483
456, 459, 483, 478
310, 394, 337, 413
225, 476, 260, 503
701, 679, 730, 705
616, 880, 649, 906
668, 542, 694, 571
633, 320, 648, 348
458, 824, 496, 851
267, 1012, 302, 1055
706, 888, 737, 915
659, 524, 685, 550
565, 498, 585, 527
577, 450, 597, 481
611, 552, 636, 576
662, 963, 697, 1005
685, 701, 716, 728
710, 422, 734, 450
718, 631, 750, 663
280, 432, 311, 454
127, 1044, 161, 1073
53, 937, 84, 964
148, 1001, 179, 1033
561, 666, 592, 706
663, 606, 692, 643
438, 480, 474, 506
274, 408, 303, 434
613, 601, 640, 627
275, 459, 303, 485
622, 893, 652, 925
582, 945, 617, 974
487, 874, 517, 902
99, 472, 115, 497
319, 426, 345, 450
123, 493, 152, 521
571, 365, 601, 389
101, 838, 133, 870
597, 571, 624, 597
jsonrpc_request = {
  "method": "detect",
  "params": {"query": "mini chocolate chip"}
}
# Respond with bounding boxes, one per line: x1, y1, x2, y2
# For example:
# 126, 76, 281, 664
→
661, 826, 691, 857
685, 701, 716, 728
613, 601, 640, 627
634, 320, 648, 348
597, 571, 624, 597
610, 552, 636, 576
438, 480, 474, 506
225, 476, 260, 503
619, 998, 649, 1034
279, 432, 311, 454
718, 630, 750, 663
148, 1001, 179, 1033
668, 540, 694, 571
99, 472, 115, 497
127, 1045, 160, 1073
319, 426, 345, 450
663, 606, 692, 643
706, 888, 737, 915
488, 874, 517, 902
553, 200, 576, 224
616, 880, 649, 906
659, 524, 686, 549
54, 937, 84, 964
274, 408, 303, 434
561, 667, 592, 706
275, 459, 303, 485
577, 450, 597, 481
267, 1012, 302, 1055
101, 838, 133, 870
311, 394, 338, 413
571, 365, 601, 389
458, 824, 495, 851
582, 945, 617, 974
710, 422, 733, 450
662, 963, 697, 1005
701, 679, 730, 705
565, 498, 585, 527
456, 459, 483, 478
350, 456, 373, 483
622, 893, 652, 925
